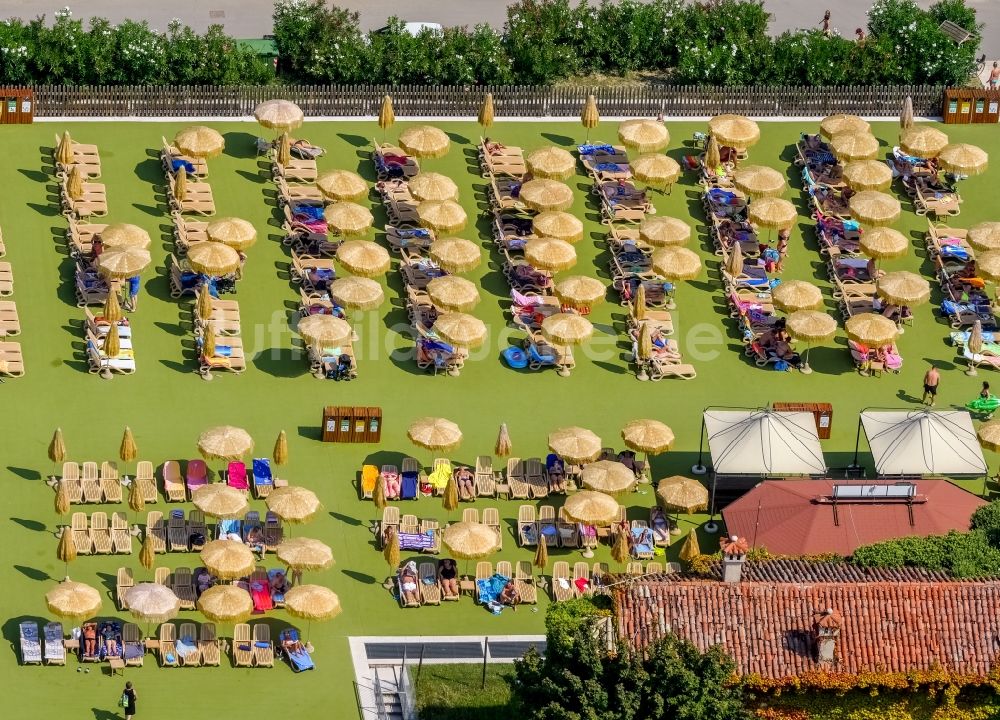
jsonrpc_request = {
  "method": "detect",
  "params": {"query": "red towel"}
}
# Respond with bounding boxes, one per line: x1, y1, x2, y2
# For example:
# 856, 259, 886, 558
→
250, 582, 273, 613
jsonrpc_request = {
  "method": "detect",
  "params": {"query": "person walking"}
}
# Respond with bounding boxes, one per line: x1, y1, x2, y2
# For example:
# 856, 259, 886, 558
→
120, 681, 136, 720
820, 10, 831, 36
922, 364, 940, 406
989, 61, 1000, 89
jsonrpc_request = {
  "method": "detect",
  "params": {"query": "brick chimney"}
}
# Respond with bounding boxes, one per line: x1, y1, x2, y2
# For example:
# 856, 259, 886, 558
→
813, 608, 843, 663
720, 534, 748, 583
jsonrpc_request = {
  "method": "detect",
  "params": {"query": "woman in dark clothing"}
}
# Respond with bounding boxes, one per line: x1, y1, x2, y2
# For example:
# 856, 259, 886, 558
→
122, 681, 136, 719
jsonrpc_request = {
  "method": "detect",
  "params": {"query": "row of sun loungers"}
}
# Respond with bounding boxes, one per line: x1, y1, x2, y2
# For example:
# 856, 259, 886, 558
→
69, 511, 132, 554
144, 508, 283, 554
0, 224, 23, 376
59, 460, 134, 504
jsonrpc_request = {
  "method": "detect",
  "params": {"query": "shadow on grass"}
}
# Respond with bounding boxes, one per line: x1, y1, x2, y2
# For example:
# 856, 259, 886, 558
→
8, 466, 41, 481
14, 565, 50, 582
27, 202, 59, 217
18, 168, 49, 183
223, 131, 260, 159
342, 569, 377, 585
541, 132, 574, 146
296, 425, 322, 442
253, 348, 304, 378
91, 709, 119, 720
11, 517, 46, 532
329, 511, 362, 527
3, 615, 50, 653
338, 133, 369, 148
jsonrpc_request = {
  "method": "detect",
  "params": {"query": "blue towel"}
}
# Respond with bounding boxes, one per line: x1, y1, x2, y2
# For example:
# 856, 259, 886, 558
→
578, 143, 614, 155
595, 162, 623, 172
297, 205, 325, 222
398, 531, 435, 550
253, 458, 273, 486
171, 158, 196, 174
940, 244, 971, 261
476, 573, 511, 605
528, 344, 556, 365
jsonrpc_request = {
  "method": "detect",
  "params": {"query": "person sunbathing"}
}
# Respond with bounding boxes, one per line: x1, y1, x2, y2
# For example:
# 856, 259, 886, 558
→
498, 580, 520, 606
546, 455, 567, 493
270, 571, 289, 597
383, 470, 400, 498
195, 568, 215, 596
483, 138, 507, 156
101, 622, 119, 657
82, 622, 98, 657
438, 559, 458, 597
399, 561, 420, 606
651, 507, 670, 544
246, 526, 265, 560
454, 467, 475, 500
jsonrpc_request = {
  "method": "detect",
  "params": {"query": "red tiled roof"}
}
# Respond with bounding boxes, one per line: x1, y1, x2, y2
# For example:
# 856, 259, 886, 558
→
616, 579, 1000, 679
721, 479, 985, 556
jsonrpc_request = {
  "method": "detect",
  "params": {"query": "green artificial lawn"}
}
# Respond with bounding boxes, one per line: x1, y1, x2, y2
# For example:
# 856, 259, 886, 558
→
1, 117, 998, 716
415, 664, 516, 719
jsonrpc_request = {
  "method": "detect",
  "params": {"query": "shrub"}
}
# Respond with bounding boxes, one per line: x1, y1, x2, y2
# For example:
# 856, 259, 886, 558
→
852, 529, 1000, 578
271, 0, 368, 83
503, 0, 584, 84
970, 500, 1000, 535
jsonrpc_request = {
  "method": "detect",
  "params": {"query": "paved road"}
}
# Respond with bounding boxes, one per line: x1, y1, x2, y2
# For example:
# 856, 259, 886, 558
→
2, 0, 997, 57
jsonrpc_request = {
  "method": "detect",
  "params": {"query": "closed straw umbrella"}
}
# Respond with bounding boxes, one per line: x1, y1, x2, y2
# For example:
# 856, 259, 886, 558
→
316, 170, 367, 202
56, 131, 73, 166
581, 95, 599, 141
192, 484, 248, 519
849, 191, 901, 227
46, 580, 101, 620
967, 319, 984, 376
519, 179, 574, 213
734, 165, 787, 198
197, 425, 253, 461
900, 126, 948, 158
277, 132, 291, 167
102, 223, 151, 250
97, 248, 151, 280
174, 126, 225, 159
843, 160, 893, 192
541, 313, 593, 346
533, 537, 548, 569
525, 237, 577, 272
201, 539, 255, 580
408, 417, 462, 453
478, 93, 494, 130
640, 216, 691, 247
378, 95, 395, 138
632, 154, 681, 190
748, 197, 797, 232
174, 165, 188, 202
554, 276, 605, 310
433, 312, 487, 350
207, 218, 257, 252
443, 472, 459, 516
48, 428, 66, 481
410, 172, 460, 202
103, 290, 123, 324
273, 430, 288, 467
119, 426, 138, 478
548, 426, 602, 464
196, 283, 213, 322
705, 135, 721, 172
580, 460, 635, 495
618, 119, 669, 153
128, 481, 144, 521
254, 99, 304, 132
772, 280, 823, 312
785, 310, 838, 374
298, 315, 352, 347
67, 165, 84, 200
900, 96, 914, 130
969, 223, 1000, 253
399, 125, 450, 159
426, 275, 481, 312
860, 227, 908, 262
633, 285, 647, 320
337, 240, 390, 277
938, 143, 989, 176
830, 132, 879, 162
651, 246, 702, 281
55, 481, 70, 516
820, 114, 870, 139
533, 211, 583, 243
417, 200, 467, 234
611, 529, 630, 566
429, 237, 481, 273
708, 114, 760, 150
636, 322, 653, 381
329, 277, 384, 311
285, 585, 342, 641
187, 241, 240, 276
139, 532, 154, 571
495, 423, 512, 458
726, 242, 745, 279
679, 529, 701, 567
56, 528, 76, 580
101, 323, 120, 379
325, 203, 374, 237
526, 147, 575, 180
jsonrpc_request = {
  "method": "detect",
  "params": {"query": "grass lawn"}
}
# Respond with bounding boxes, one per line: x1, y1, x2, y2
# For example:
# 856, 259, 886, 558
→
414, 663, 516, 719
1, 117, 998, 717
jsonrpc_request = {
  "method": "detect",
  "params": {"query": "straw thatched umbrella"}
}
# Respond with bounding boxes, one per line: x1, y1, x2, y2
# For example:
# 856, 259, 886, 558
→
708, 114, 760, 150
611, 529, 630, 566
428, 237, 481, 273
336, 240, 390, 277
102, 223, 151, 250
900, 126, 948, 158
426, 275, 481, 312
533, 537, 548, 569
56, 528, 76, 579
433, 312, 487, 349
67, 165, 83, 201
563, 491, 621, 526
705, 134, 721, 171
201, 539, 255, 580
548, 426, 602, 464
541, 313, 593, 346
849, 191, 901, 227
277, 538, 334, 573
56, 131, 73, 166
519, 179, 574, 213
197, 425, 253, 461
843, 160, 894, 192
478, 93, 494, 130
938, 143, 989, 176
207, 217, 257, 252
830, 132, 879, 162
640, 216, 690, 247
635, 322, 653, 380
174, 126, 225, 159
276, 132, 291, 167
267, 486, 322, 526
967, 319, 984, 376
581, 460, 635, 495
285, 585, 342, 640
192, 484, 248, 519
495, 423, 512, 458
139, 531, 154, 571
417, 200, 467, 234
442, 522, 498, 560
581, 95, 599, 140
525, 237, 577, 272
526, 147, 575, 180
174, 164, 189, 203
254, 99, 304, 131
97, 248, 151, 280
329, 277, 384, 311
316, 170, 368, 202
48, 427, 66, 480
651, 246, 702, 280
900, 96, 914, 130
533, 211, 583, 243
554, 275, 605, 310
633, 285, 647, 321
399, 125, 450, 159
298, 314, 352, 347
618, 119, 670, 153
969, 223, 1000, 253
373, 475, 387, 511
102, 292, 123, 327
657, 476, 708, 514
187, 241, 240, 276
877, 271, 930, 307
197, 584, 253, 624
726, 242, 745, 279
55, 481, 70, 516
845, 313, 898, 347
46, 580, 101, 620
125, 583, 180, 634
978, 252, 1000, 303
119, 426, 137, 477
378, 95, 395, 136
772, 280, 823, 312
409, 172, 460, 202
631, 154, 681, 190
748, 197, 797, 230
100, 323, 120, 379
734, 165, 787, 198
679, 529, 701, 566
383, 526, 399, 574
196, 283, 213, 322
977, 420, 1000, 451
408, 417, 462, 453
621, 419, 674, 459
325, 202, 374, 237
273, 430, 288, 467
860, 227, 908, 261
128, 480, 144, 519
785, 310, 838, 374
820, 114, 870, 139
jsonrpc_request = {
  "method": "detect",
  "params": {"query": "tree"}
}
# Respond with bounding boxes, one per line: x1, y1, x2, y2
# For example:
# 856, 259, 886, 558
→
642, 636, 749, 720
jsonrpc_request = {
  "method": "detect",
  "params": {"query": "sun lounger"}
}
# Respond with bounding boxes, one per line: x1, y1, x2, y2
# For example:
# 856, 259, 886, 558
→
539, 505, 559, 548
162, 460, 186, 502
175, 622, 201, 666
507, 458, 530, 500
233, 623, 253, 667
473, 456, 497, 497
483, 507, 502, 550
0, 301, 21, 336
648, 358, 698, 380
630, 521, 655, 559
186, 460, 208, 498
145, 511, 166, 553
161, 137, 208, 178
264, 511, 283, 552
0, 262, 13, 297
187, 512, 207, 549
0, 341, 24, 376
199, 334, 247, 379
360, 464, 379, 499
86, 337, 135, 375
111, 512, 132, 554
279, 628, 315, 671
172, 567, 197, 610
517, 505, 538, 546
20, 621, 41, 665
525, 458, 549, 499
397, 563, 422, 608
373, 139, 419, 180
81, 461, 101, 503
252, 458, 274, 498
167, 510, 188, 551
198, 623, 220, 666
551, 561, 573, 601
159, 623, 179, 667
276, 176, 324, 207
511, 561, 537, 604
99, 461, 122, 503
123, 623, 144, 667
116, 567, 134, 609
61, 465, 82, 504
418, 561, 441, 605
134, 461, 157, 503
386, 224, 434, 254
90, 511, 112, 554
572, 562, 591, 597
557, 507, 581, 548
273, 157, 319, 184
44, 622, 65, 665
419, 519, 441, 554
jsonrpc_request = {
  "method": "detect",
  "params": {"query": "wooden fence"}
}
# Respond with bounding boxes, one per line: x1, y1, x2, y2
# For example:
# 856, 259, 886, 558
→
12, 84, 944, 118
